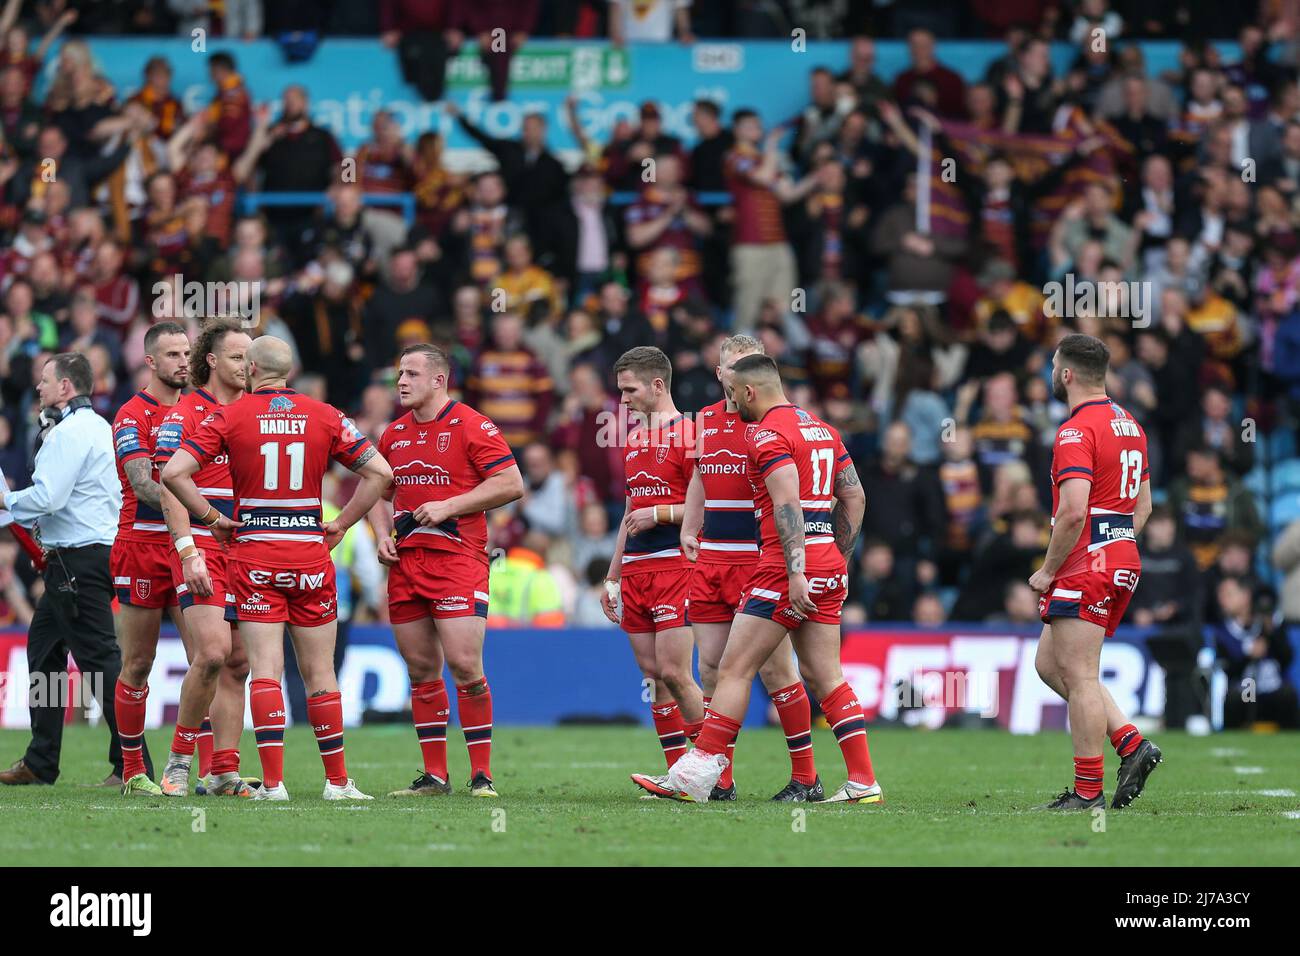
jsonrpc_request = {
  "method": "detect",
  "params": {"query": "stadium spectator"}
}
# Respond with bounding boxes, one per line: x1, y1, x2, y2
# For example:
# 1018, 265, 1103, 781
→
450, 103, 568, 267
234, 87, 341, 247
1213, 577, 1299, 729
486, 534, 565, 628
609, 0, 694, 45
603, 101, 685, 194
11, 124, 134, 211
1167, 445, 1262, 571
892, 29, 967, 119
989, 580, 1041, 625
204, 52, 252, 160
950, 509, 1046, 622
856, 539, 912, 622
466, 311, 553, 450
1130, 505, 1201, 629
724, 109, 803, 329
516, 442, 572, 539
861, 420, 945, 569
362, 245, 441, 381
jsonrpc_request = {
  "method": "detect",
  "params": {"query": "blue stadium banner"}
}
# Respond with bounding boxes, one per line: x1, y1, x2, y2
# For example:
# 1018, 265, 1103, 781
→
61, 38, 1220, 154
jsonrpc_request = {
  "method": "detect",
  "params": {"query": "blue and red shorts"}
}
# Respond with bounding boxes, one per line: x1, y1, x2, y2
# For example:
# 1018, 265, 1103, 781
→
687, 560, 756, 624
112, 538, 180, 609
621, 567, 692, 634
225, 557, 338, 628
170, 545, 230, 610
738, 564, 848, 627
388, 548, 489, 625
1038, 568, 1141, 638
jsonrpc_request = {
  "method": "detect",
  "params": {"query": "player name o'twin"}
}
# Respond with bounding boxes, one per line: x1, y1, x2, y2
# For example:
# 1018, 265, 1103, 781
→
49, 886, 152, 936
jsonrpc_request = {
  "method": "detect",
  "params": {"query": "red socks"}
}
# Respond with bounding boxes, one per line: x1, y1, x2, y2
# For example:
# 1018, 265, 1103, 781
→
197, 714, 213, 777
210, 748, 240, 776
171, 723, 200, 757
695, 708, 741, 758
820, 682, 875, 786
1110, 724, 1143, 758
114, 680, 148, 780
1074, 755, 1104, 799
458, 678, 493, 779
771, 682, 818, 784
411, 679, 450, 780
651, 699, 688, 768
704, 697, 737, 788
250, 678, 286, 788
307, 691, 348, 786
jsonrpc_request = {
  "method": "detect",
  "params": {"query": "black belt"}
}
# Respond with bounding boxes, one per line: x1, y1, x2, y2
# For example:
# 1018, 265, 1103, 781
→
46, 543, 112, 554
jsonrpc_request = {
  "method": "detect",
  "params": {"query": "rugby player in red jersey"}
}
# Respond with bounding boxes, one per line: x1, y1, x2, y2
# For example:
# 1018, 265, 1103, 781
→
162, 336, 393, 801
111, 321, 189, 796
637, 354, 882, 804
635, 334, 821, 803
373, 344, 524, 799
154, 319, 256, 797
1028, 333, 1162, 810
602, 347, 707, 778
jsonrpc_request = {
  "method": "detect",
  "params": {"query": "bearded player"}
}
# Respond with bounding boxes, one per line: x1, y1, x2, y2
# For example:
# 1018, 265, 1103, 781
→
635, 334, 822, 803
374, 344, 523, 799
155, 318, 256, 797
162, 336, 393, 801
111, 321, 191, 796
603, 346, 707, 781
638, 354, 882, 804
1029, 333, 1162, 810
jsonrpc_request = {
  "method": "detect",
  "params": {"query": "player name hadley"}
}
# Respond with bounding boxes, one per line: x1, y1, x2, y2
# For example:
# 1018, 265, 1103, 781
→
259, 418, 308, 434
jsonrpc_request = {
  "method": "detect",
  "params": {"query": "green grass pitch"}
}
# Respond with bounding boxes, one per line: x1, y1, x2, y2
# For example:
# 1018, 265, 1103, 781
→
1, 725, 1296, 866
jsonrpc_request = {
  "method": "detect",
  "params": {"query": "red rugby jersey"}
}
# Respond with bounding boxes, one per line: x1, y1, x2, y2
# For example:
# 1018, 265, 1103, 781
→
1050, 397, 1148, 579
695, 399, 759, 565
182, 387, 374, 569
113, 389, 176, 543
746, 404, 851, 573
154, 387, 237, 551
622, 412, 696, 574
378, 399, 516, 566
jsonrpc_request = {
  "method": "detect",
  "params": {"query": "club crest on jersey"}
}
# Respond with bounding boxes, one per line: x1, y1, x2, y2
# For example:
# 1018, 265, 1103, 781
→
437, 433, 450, 453
134, 579, 151, 600
268, 395, 296, 413
656, 445, 669, 464
745, 424, 758, 441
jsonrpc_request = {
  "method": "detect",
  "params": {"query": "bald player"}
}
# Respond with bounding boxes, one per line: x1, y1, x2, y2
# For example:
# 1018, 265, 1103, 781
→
162, 336, 393, 801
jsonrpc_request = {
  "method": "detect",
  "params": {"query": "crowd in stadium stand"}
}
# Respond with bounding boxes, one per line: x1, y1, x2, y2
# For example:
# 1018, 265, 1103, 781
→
0, 1, 1296, 724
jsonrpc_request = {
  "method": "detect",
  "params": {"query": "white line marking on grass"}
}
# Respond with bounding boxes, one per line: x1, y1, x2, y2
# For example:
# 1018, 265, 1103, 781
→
1256, 789, 1297, 797
1232, 766, 1265, 774
1283, 811, 1300, 819
1211, 748, 1246, 757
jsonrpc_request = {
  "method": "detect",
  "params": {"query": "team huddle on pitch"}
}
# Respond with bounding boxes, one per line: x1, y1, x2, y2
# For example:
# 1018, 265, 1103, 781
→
108, 321, 1162, 809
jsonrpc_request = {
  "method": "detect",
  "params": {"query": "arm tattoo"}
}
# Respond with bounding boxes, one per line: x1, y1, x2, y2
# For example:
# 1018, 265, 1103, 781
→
774, 501, 806, 575
349, 446, 378, 473
832, 504, 861, 560
832, 463, 862, 559
125, 458, 163, 511
833, 462, 861, 492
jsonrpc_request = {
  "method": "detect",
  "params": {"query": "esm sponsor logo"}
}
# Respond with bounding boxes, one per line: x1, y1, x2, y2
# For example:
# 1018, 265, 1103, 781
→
247, 570, 327, 590
807, 574, 848, 594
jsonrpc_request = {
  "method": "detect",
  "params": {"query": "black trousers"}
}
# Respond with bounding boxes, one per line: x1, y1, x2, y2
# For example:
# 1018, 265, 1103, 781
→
22, 544, 152, 783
